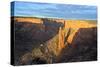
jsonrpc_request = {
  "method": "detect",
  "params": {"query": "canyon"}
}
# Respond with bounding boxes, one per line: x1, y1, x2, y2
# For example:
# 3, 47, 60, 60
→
11, 17, 97, 65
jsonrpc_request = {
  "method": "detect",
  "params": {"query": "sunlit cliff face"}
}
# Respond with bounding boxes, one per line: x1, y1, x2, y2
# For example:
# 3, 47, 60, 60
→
55, 20, 97, 57
14, 17, 43, 24
64, 20, 97, 44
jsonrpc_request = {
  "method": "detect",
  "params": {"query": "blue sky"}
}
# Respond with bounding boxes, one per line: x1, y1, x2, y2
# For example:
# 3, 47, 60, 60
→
11, 1, 97, 20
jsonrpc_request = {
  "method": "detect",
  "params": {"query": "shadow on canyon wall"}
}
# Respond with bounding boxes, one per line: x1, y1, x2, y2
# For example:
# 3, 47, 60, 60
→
57, 27, 97, 63
12, 17, 64, 65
